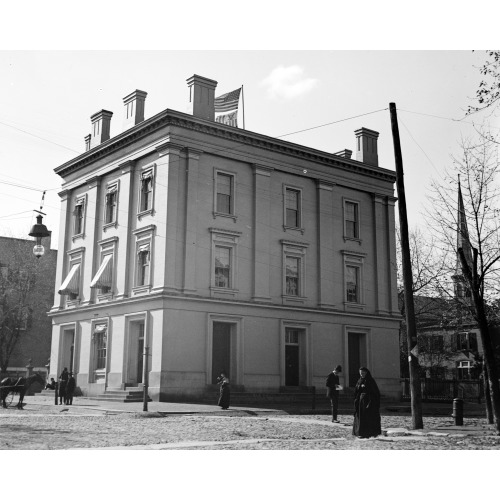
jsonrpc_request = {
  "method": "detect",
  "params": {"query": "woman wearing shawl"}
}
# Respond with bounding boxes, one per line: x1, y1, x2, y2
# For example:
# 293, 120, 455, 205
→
217, 372, 230, 410
353, 367, 382, 438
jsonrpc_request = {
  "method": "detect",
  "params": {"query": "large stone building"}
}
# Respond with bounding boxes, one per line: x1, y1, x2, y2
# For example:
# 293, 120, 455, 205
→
48, 75, 401, 400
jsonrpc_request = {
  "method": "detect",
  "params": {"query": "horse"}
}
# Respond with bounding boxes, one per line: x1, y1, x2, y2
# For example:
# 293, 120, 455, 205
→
0, 372, 46, 409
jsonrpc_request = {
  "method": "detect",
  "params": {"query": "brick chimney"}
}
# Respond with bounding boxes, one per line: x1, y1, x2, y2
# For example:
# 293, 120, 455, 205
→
123, 90, 147, 130
334, 149, 353, 159
354, 128, 379, 167
90, 109, 113, 148
186, 75, 218, 121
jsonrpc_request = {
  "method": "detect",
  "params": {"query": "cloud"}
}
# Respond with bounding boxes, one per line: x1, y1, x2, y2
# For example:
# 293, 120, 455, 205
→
261, 65, 318, 99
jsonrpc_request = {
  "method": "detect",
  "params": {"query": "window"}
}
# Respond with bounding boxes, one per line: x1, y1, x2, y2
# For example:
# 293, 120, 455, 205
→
215, 246, 231, 288
456, 332, 478, 352
104, 184, 118, 224
457, 360, 476, 380
418, 335, 444, 353
132, 225, 155, 294
342, 251, 365, 308
90, 254, 113, 295
346, 265, 359, 303
285, 328, 299, 344
216, 172, 234, 215
285, 256, 300, 296
93, 324, 107, 370
73, 198, 85, 236
137, 246, 150, 286
281, 240, 308, 300
210, 228, 241, 296
139, 169, 154, 214
344, 201, 359, 239
285, 188, 300, 228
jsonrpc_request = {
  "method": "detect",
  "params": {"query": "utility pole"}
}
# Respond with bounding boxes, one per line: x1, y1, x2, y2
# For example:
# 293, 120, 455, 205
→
389, 102, 423, 429
143, 346, 150, 412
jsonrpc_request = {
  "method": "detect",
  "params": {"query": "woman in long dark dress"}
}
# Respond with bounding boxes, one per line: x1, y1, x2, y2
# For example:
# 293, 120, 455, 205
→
352, 367, 382, 438
217, 372, 230, 410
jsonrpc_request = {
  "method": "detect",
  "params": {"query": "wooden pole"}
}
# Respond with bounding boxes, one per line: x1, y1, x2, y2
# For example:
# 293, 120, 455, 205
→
143, 346, 149, 412
389, 102, 423, 429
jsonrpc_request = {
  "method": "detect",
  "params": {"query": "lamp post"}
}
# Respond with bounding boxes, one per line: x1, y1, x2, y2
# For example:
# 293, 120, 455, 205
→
28, 210, 51, 258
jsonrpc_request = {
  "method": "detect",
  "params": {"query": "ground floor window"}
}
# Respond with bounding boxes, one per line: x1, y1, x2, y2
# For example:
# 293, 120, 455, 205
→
457, 360, 477, 380
93, 324, 107, 371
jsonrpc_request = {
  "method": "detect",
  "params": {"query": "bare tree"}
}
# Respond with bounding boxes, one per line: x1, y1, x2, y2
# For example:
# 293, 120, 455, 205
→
0, 238, 54, 374
426, 132, 500, 433
467, 50, 500, 115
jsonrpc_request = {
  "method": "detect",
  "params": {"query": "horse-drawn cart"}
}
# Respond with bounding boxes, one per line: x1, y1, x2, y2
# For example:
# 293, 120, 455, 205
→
0, 373, 46, 409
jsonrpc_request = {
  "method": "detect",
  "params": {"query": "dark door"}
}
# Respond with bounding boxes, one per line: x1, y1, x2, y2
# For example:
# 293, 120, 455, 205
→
285, 345, 300, 386
212, 322, 231, 384
348, 333, 361, 387
137, 324, 144, 384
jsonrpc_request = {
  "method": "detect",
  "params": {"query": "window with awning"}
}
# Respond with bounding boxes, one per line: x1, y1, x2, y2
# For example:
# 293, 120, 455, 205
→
90, 254, 113, 291
58, 263, 81, 297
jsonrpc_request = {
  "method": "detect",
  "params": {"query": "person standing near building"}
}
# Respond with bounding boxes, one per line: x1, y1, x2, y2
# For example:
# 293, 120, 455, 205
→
217, 372, 230, 410
326, 365, 342, 423
352, 367, 382, 438
65, 372, 76, 405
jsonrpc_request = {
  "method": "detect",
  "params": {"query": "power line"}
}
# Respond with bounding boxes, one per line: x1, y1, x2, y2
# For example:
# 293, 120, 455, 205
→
0, 119, 80, 153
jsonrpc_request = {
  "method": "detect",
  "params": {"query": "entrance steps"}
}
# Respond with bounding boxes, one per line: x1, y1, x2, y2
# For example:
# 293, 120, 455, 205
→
89, 388, 152, 403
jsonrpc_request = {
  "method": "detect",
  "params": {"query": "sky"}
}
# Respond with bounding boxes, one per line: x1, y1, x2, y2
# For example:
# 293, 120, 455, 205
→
0, 49, 498, 250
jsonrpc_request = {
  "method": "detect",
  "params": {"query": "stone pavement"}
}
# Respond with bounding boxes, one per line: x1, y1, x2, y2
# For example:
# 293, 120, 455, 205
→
15, 393, 498, 441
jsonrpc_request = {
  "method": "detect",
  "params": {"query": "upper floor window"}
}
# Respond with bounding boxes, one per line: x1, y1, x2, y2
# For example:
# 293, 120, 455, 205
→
215, 246, 231, 288
285, 257, 300, 296
345, 265, 359, 303
139, 168, 154, 214
137, 245, 151, 287
456, 332, 478, 352
285, 188, 301, 228
344, 200, 359, 239
281, 240, 308, 301
216, 172, 234, 215
104, 184, 118, 225
73, 197, 85, 236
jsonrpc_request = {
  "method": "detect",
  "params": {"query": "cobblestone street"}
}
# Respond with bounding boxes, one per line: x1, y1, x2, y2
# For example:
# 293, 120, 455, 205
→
1, 403, 499, 450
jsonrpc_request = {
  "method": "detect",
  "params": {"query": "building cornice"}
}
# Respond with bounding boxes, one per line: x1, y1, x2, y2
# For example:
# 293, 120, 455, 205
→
54, 109, 397, 183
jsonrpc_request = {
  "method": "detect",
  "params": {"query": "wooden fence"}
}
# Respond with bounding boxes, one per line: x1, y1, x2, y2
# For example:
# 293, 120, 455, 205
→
401, 378, 483, 402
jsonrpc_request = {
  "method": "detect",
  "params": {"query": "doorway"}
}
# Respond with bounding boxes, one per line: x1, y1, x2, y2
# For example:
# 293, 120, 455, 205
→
212, 322, 231, 384
61, 329, 75, 375
348, 332, 367, 387
285, 328, 300, 386
128, 321, 145, 385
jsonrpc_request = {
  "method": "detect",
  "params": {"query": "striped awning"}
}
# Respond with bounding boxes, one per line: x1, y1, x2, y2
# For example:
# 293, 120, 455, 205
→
58, 263, 80, 296
90, 254, 113, 288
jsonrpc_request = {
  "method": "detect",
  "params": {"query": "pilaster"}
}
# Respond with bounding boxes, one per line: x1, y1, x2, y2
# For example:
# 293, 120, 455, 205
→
373, 194, 390, 315
252, 164, 273, 301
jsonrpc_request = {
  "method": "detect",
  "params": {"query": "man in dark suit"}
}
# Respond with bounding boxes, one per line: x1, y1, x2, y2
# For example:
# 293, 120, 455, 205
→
326, 365, 342, 423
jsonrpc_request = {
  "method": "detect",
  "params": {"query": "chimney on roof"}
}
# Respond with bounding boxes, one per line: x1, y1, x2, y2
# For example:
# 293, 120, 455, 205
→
186, 75, 218, 121
354, 128, 379, 167
123, 90, 148, 130
90, 109, 113, 148
84, 134, 91, 151
333, 149, 353, 159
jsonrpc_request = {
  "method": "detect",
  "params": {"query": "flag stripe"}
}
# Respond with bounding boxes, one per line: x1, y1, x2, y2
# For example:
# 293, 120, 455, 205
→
215, 87, 241, 113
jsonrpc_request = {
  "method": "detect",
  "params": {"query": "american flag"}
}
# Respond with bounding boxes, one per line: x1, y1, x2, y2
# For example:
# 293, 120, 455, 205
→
214, 88, 241, 113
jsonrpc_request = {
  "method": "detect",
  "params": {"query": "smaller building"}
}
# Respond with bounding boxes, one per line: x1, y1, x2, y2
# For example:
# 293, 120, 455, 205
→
0, 235, 56, 377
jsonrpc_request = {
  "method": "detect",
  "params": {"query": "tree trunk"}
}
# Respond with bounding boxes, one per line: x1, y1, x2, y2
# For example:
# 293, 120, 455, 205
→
483, 363, 493, 424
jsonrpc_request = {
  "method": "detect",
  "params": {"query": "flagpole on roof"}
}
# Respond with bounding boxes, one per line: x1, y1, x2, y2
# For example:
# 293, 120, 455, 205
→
241, 85, 245, 130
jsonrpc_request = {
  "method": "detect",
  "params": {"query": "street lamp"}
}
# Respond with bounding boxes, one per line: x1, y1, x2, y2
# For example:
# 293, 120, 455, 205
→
28, 210, 51, 258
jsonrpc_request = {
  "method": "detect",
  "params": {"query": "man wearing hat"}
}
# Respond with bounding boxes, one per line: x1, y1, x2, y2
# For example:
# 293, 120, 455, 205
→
65, 372, 76, 405
326, 365, 342, 423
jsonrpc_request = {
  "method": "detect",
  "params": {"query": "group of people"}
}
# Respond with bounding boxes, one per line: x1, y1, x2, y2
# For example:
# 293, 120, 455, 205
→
326, 365, 382, 439
45, 367, 76, 405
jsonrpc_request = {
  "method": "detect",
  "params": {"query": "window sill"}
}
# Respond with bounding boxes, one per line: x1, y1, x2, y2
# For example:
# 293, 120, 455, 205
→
282, 295, 307, 303
213, 212, 237, 222
343, 236, 362, 244
132, 284, 151, 295
103, 221, 117, 232
96, 292, 113, 302
210, 286, 239, 297
137, 209, 154, 220
344, 301, 366, 311
283, 225, 305, 235
65, 298, 81, 308
72, 233, 84, 242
